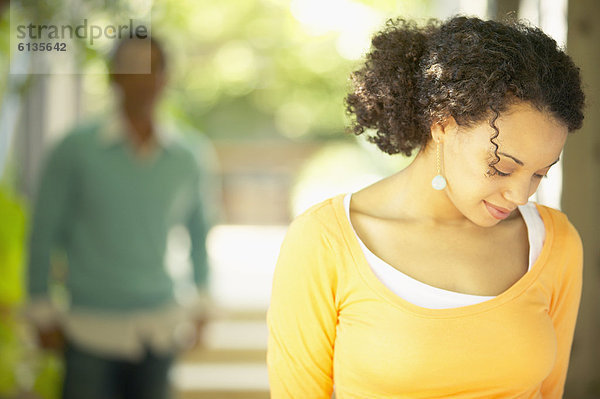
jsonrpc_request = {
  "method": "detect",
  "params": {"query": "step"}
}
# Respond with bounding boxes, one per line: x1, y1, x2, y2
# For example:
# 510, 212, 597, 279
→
178, 391, 269, 399
172, 362, 269, 395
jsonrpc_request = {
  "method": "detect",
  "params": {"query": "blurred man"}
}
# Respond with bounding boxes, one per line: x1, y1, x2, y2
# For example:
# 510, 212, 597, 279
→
26, 36, 212, 399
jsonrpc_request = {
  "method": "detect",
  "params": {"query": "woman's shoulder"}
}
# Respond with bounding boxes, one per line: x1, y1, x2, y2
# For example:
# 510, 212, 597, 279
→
533, 202, 581, 241
284, 194, 349, 244
277, 195, 351, 277
293, 194, 346, 223
532, 203, 583, 278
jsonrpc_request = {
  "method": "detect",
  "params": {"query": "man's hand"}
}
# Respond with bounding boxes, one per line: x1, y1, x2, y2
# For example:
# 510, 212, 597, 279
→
0, 304, 13, 322
190, 316, 208, 350
36, 326, 65, 352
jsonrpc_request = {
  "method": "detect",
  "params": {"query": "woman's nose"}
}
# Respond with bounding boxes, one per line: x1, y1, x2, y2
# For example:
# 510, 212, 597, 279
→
502, 179, 532, 206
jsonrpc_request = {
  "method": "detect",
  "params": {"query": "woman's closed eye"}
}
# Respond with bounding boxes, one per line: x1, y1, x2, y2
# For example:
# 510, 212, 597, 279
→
490, 165, 548, 179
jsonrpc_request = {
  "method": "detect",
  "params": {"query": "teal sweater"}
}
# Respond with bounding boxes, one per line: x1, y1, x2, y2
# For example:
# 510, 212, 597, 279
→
28, 120, 209, 311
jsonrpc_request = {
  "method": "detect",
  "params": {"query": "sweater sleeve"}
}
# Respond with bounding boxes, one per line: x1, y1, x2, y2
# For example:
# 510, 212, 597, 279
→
540, 219, 583, 398
27, 135, 78, 300
267, 212, 339, 398
186, 168, 209, 291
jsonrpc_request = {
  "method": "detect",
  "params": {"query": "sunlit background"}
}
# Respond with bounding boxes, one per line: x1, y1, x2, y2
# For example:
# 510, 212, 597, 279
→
1, 0, 599, 398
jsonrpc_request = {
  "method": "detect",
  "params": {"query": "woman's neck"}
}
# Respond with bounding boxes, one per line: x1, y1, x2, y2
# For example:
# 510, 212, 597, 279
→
356, 144, 475, 228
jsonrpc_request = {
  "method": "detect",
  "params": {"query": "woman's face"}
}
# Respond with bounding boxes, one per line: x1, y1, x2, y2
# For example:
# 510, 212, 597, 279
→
441, 102, 568, 227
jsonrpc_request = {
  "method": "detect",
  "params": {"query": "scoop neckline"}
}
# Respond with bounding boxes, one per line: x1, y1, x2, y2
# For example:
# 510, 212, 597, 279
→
332, 194, 555, 318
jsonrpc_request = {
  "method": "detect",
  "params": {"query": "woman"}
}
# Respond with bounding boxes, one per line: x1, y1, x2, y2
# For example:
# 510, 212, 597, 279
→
267, 16, 585, 398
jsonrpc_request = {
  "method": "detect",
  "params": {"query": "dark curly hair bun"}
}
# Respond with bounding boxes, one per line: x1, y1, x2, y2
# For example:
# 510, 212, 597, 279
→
345, 16, 585, 156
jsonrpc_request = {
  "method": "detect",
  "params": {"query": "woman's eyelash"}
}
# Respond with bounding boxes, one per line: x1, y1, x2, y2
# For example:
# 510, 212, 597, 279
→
490, 166, 510, 177
489, 166, 548, 179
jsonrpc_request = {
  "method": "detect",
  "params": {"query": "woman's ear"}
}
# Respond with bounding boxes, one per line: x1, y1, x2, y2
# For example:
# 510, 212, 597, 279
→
430, 116, 458, 142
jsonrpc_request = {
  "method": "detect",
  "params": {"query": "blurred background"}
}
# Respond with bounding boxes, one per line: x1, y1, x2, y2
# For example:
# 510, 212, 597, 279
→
0, 0, 598, 398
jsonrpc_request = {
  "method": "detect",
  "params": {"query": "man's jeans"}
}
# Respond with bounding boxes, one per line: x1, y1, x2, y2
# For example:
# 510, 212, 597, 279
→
62, 340, 175, 399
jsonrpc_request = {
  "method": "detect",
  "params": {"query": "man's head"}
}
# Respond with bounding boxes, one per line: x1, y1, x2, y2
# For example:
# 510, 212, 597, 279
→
109, 36, 168, 114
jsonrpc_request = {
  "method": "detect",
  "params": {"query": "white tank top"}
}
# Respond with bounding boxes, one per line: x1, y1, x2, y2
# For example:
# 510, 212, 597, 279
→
343, 193, 545, 309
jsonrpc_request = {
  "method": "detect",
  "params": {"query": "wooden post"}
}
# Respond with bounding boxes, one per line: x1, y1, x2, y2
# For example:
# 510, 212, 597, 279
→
563, 0, 600, 396
489, 0, 521, 19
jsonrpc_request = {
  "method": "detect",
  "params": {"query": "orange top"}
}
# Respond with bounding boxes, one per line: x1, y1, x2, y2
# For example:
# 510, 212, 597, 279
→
267, 195, 583, 398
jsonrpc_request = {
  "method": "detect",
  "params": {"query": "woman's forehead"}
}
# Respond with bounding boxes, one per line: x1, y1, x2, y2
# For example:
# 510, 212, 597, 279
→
485, 111, 566, 163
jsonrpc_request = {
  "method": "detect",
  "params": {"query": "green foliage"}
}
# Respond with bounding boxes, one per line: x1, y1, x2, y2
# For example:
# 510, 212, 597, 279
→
151, 0, 350, 139
0, 317, 63, 399
0, 317, 21, 397
32, 353, 64, 399
0, 187, 26, 306
0, 5, 11, 98
0, 188, 62, 399
156, 0, 433, 140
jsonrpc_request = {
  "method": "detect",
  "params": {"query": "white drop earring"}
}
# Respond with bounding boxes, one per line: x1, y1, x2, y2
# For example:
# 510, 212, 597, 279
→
431, 141, 447, 190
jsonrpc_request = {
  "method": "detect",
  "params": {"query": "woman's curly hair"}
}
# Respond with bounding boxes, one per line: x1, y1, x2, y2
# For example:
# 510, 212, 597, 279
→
345, 16, 585, 169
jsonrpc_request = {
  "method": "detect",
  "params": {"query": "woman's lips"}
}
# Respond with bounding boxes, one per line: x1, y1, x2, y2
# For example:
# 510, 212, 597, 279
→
484, 201, 513, 220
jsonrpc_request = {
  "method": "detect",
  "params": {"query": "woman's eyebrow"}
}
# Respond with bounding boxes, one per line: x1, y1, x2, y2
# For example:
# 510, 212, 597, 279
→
498, 151, 560, 168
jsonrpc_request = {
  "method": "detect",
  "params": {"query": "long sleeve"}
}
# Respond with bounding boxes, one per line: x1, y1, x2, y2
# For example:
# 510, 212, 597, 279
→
267, 213, 339, 398
540, 220, 583, 398
186, 168, 210, 291
27, 135, 77, 299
